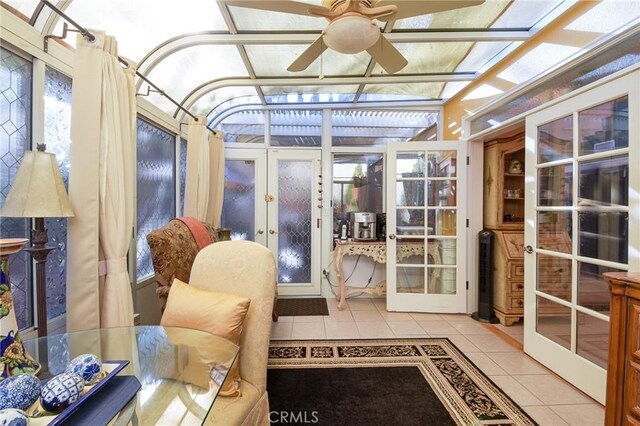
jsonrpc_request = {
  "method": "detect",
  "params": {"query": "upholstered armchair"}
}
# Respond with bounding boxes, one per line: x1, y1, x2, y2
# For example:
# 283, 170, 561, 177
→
189, 240, 277, 425
146, 218, 217, 311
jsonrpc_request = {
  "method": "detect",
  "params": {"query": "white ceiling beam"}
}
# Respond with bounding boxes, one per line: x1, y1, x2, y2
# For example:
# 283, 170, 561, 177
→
177, 74, 475, 120
137, 30, 530, 77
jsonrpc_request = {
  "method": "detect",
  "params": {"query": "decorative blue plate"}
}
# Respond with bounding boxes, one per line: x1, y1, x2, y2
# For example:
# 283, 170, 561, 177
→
46, 360, 129, 426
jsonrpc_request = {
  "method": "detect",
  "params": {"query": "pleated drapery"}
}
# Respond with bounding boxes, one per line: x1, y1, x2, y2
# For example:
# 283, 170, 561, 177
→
67, 31, 136, 332
184, 115, 210, 221
207, 131, 225, 228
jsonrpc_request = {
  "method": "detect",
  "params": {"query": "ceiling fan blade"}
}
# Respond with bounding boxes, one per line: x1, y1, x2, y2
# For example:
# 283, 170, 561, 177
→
376, 0, 485, 21
288, 37, 328, 72
224, 0, 328, 17
366, 36, 408, 74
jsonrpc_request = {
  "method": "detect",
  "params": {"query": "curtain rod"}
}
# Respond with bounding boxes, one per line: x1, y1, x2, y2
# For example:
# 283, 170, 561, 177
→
40, 0, 217, 135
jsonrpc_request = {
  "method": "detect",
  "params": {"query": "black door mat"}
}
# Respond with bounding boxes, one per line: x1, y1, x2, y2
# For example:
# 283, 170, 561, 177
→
276, 298, 329, 316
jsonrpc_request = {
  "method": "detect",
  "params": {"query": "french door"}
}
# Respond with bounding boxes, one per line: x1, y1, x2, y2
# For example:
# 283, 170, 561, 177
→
221, 149, 322, 296
524, 73, 639, 403
386, 141, 467, 313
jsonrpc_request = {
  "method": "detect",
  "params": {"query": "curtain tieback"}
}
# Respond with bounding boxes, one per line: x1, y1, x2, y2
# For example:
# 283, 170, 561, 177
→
98, 257, 128, 276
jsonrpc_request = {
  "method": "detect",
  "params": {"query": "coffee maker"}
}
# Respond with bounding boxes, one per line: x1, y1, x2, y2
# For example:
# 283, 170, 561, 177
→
350, 212, 377, 241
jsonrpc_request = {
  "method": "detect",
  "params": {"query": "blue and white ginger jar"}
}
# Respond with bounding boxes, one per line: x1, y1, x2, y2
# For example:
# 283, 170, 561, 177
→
40, 373, 84, 413
65, 354, 102, 385
0, 374, 40, 410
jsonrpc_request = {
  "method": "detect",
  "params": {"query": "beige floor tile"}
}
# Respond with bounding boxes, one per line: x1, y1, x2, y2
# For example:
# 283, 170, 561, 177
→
450, 321, 493, 335
486, 352, 550, 375
410, 313, 446, 321
356, 321, 395, 338
431, 334, 481, 353
276, 316, 294, 322
377, 310, 414, 321
524, 406, 569, 425
291, 321, 326, 339
513, 375, 595, 405
372, 299, 387, 310
465, 334, 519, 352
293, 315, 325, 323
324, 320, 360, 339
488, 376, 544, 407
492, 322, 524, 336
271, 321, 293, 340
351, 309, 384, 322
325, 298, 340, 311
464, 352, 508, 376
550, 404, 605, 426
387, 320, 427, 337
347, 298, 378, 311
326, 309, 355, 322
416, 320, 459, 335
441, 313, 475, 323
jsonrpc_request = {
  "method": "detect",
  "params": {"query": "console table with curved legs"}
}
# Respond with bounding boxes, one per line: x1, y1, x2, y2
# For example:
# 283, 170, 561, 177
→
333, 240, 441, 310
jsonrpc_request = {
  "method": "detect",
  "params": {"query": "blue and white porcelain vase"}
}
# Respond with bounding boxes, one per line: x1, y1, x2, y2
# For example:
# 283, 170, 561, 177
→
0, 242, 40, 380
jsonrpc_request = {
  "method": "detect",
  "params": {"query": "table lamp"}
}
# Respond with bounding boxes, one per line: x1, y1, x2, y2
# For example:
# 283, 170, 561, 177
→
1, 144, 74, 337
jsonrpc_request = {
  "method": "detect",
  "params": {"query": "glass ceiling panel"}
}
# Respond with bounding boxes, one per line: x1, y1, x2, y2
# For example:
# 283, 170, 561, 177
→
227, 2, 325, 31
372, 41, 496, 75
2, 0, 39, 20
440, 81, 472, 100
51, 0, 228, 61
361, 83, 444, 102
455, 41, 522, 73
490, 0, 563, 29
261, 85, 359, 104
497, 43, 580, 85
245, 45, 369, 77
145, 45, 248, 114
191, 86, 259, 116
395, 0, 509, 30
565, 0, 640, 34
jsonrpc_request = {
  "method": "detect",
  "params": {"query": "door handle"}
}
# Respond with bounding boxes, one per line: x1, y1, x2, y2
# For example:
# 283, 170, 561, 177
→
524, 245, 533, 254
257, 229, 264, 235
269, 229, 277, 235
388, 234, 396, 240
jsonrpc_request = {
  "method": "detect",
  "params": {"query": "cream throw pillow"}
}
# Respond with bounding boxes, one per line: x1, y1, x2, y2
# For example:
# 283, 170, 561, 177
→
161, 278, 250, 396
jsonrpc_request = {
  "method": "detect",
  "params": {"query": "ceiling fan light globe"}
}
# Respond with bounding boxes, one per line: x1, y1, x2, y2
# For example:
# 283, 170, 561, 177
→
323, 15, 380, 54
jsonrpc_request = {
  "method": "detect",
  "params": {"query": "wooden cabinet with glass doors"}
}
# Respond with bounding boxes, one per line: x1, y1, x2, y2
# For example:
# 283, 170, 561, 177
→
483, 134, 525, 325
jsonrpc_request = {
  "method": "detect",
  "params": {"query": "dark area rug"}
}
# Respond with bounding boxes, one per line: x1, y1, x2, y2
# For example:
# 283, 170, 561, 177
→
268, 366, 455, 426
267, 338, 538, 426
276, 297, 329, 316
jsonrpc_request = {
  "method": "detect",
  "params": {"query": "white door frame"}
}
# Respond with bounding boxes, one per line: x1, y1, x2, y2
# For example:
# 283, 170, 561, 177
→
267, 149, 323, 296
386, 141, 468, 313
524, 71, 639, 404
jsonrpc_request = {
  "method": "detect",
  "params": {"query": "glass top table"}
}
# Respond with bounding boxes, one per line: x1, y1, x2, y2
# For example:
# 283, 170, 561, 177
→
23, 326, 239, 425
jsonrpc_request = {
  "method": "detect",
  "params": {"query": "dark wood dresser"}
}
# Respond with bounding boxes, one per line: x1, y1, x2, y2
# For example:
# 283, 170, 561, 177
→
605, 272, 640, 425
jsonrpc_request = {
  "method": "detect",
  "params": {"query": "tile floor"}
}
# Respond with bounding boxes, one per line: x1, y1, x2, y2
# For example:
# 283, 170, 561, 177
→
271, 297, 605, 426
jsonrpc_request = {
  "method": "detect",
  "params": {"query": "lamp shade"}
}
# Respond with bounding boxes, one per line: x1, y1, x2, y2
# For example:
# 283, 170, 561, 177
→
1, 150, 74, 218
323, 15, 380, 54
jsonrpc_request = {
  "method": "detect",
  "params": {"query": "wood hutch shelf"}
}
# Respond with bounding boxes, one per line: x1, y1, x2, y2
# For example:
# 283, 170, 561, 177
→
483, 133, 525, 326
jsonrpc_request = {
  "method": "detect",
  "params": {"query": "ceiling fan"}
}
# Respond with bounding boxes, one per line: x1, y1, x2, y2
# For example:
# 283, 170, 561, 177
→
224, 0, 485, 74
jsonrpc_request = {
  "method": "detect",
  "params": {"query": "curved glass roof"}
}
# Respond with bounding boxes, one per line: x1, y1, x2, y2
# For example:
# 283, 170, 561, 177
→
2, 0, 638, 125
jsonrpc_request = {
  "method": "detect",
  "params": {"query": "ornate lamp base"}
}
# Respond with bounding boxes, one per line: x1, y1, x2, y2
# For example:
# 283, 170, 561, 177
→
0, 238, 41, 380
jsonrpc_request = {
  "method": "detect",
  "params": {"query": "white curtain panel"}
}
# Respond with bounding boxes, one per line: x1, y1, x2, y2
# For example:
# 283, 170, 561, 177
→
184, 115, 211, 221
67, 32, 136, 331
207, 131, 225, 228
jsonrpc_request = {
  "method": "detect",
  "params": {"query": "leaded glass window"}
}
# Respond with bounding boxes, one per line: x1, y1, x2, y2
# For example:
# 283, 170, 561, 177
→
179, 137, 187, 216
43, 65, 72, 319
0, 47, 33, 330
136, 119, 175, 281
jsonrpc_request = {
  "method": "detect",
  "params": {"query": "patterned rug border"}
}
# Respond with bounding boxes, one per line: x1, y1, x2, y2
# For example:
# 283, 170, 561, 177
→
268, 337, 538, 426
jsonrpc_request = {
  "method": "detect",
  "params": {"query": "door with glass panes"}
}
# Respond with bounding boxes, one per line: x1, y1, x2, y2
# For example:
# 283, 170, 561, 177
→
221, 148, 322, 295
524, 73, 638, 404
386, 141, 467, 313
